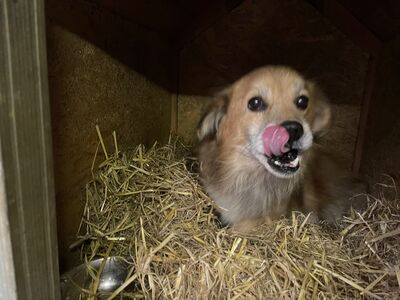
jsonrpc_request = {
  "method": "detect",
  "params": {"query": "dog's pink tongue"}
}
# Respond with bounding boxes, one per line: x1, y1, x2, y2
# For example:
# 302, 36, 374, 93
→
262, 125, 290, 157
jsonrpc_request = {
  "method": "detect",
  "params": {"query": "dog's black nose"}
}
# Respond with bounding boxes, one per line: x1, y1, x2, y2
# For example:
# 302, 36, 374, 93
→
281, 121, 303, 146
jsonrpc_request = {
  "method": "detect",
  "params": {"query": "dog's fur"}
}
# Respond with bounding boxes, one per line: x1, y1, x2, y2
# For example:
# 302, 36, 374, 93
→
197, 66, 363, 232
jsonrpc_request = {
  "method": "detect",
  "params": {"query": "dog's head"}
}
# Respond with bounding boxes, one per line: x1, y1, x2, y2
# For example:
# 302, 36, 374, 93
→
197, 66, 331, 178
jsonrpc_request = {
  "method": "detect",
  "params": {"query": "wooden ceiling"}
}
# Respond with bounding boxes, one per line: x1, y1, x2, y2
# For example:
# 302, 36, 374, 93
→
88, 0, 244, 46
95, 0, 400, 46
49, 0, 400, 52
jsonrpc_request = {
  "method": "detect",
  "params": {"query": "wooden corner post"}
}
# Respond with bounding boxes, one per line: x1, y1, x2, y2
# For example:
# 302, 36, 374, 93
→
0, 0, 60, 299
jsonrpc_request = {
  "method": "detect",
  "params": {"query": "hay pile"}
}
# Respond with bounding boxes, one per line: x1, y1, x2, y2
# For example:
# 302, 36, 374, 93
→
75, 131, 400, 299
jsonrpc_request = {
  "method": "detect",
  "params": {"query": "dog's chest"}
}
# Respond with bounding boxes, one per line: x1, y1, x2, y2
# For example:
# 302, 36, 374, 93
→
210, 168, 297, 221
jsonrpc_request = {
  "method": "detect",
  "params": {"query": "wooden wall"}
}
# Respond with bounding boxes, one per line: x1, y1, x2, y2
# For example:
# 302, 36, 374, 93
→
361, 37, 400, 182
46, 0, 176, 271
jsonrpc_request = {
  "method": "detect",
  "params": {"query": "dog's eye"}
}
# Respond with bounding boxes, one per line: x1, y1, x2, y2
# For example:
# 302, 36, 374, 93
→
248, 96, 266, 111
295, 95, 309, 110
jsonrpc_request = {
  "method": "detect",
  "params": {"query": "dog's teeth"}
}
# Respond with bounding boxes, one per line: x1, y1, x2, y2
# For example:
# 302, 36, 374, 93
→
274, 160, 281, 166
289, 157, 299, 167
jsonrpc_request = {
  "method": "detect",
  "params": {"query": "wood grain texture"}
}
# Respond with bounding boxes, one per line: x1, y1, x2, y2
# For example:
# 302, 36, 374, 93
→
0, 145, 17, 300
352, 56, 379, 174
0, 0, 60, 299
360, 37, 400, 182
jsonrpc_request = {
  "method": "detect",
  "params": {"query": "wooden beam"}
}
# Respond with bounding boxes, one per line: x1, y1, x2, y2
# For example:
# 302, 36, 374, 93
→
170, 51, 180, 134
0, 147, 17, 300
352, 55, 379, 174
0, 0, 60, 299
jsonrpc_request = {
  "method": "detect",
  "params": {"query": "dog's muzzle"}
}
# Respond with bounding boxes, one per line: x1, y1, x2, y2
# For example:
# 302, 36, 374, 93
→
262, 121, 303, 175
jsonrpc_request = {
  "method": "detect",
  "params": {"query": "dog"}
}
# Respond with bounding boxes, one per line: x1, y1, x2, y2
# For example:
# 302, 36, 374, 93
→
197, 66, 364, 232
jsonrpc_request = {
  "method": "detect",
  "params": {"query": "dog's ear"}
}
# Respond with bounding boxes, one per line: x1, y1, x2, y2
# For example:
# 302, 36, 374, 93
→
308, 82, 332, 134
197, 87, 231, 141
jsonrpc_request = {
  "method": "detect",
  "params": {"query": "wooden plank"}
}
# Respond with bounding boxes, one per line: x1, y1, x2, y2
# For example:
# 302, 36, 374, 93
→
170, 51, 180, 134
0, 0, 60, 299
352, 55, 379, 174
170, 93, 179, 133
0, 146, 17, 300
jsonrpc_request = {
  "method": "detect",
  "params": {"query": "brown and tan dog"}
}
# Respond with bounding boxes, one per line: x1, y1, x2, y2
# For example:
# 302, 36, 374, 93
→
197, 66, 363, 232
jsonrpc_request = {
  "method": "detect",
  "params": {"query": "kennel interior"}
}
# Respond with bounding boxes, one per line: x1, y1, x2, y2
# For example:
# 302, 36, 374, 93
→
1, 0, 400, 298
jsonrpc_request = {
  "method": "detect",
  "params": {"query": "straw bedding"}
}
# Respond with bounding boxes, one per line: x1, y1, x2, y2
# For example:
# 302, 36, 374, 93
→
75, 130, 400, 299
